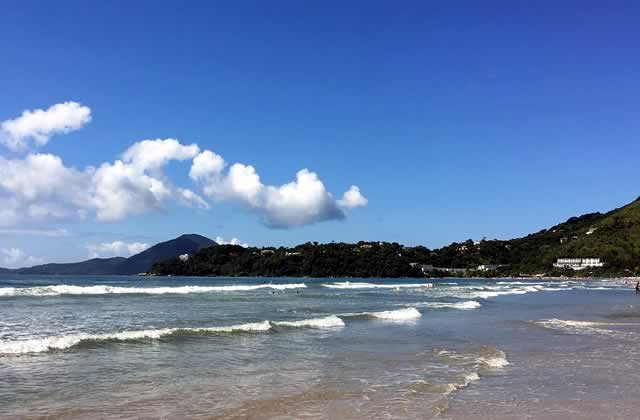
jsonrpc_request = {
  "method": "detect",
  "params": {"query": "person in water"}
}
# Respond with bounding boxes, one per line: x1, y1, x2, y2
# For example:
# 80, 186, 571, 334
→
636, 281, 640, 294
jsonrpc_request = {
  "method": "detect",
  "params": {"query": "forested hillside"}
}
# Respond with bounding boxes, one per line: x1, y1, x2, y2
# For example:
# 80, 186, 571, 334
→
152, 198, 640, 278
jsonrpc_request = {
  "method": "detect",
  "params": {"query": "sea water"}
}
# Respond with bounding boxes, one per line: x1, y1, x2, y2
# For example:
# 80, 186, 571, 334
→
0, 276, 638, 419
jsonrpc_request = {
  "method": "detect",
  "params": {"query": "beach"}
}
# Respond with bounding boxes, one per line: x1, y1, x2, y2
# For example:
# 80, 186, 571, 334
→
0, 276, 638, 419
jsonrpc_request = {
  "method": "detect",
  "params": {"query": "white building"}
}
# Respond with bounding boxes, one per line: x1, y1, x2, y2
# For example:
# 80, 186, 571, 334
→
553, 258, 603, 271
477, 264, 500, 271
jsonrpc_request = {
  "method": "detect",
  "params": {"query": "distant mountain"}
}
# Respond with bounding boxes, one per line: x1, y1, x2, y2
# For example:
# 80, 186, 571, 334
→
12, 234, 217, 275
17, 257, 127, 275
118, 234, 216, 275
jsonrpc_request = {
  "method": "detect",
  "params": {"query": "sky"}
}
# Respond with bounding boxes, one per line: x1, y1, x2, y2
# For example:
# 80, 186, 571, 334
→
0, 1, 639, 266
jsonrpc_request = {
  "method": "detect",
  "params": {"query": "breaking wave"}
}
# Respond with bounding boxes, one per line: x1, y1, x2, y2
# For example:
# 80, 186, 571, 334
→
321, 282, 433, 289
410, 372, 480, 396
436, 346, 510, 370
272, 315, 345, 329
0, 283, 307, 297
416, 301, 481, 310
0, 312, 401, 355
0, 321, 272, 355
532, 318, 635, 340
343, 307, 422, 321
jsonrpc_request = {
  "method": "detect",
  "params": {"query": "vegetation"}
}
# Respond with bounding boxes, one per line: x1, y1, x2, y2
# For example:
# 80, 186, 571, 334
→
152, 197, 640, 278
152, 242, 425, 277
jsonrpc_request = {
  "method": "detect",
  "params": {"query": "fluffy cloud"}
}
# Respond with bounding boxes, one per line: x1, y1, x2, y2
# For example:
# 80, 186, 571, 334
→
122, 138, 200, 171
0, 101, 367, 229
87, 241, 149, 258
0, 139, 210, 224
88, 139, 207, 221
192, 162, 366, 228
189, 150, 225, 181
0, 247, 43, 268
338, 186, 368, 209
0, 102, 91, 151
215, 236, 249, 248
0, 153, 91, 226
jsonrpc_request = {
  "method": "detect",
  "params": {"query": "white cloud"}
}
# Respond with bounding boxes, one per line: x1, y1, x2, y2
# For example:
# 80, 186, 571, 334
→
189, 150, 225, 181
177, 188, 210, 209
338, 186, 368, 209
0, 153, 91, 226
122, 138, 200, 171
194, 163, 367, 228
87, 241, 149, 259
215, 236, 249, 248
0, 248, 43, 268
90, 139, 207, 221
0, 102, 91, 151
0, 101, 366, 229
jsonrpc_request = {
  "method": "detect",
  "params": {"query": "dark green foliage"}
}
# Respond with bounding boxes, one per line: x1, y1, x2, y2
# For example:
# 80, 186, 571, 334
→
152, 197, 640, 278
152, 242, 425, 278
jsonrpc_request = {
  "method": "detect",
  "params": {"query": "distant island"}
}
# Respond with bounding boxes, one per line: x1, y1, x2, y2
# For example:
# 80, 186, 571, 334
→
4, 197, 640, 278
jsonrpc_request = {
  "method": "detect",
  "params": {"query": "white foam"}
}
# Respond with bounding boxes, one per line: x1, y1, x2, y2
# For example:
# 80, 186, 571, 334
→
369, 307, 422, 320
0, 321, 274, 355
532, 318, 632, 339
321, 282, 433, 289
458, 285, 543, 299
480, 351, 510, 369
417, 301, 481, 310
0, 283, 307, 297
273, 315, 345, 329
438, 347, 510, 370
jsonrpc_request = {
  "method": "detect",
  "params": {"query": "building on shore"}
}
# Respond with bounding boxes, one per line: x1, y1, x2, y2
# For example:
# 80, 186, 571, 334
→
477, 264, 500, 272
553, 258, 603, 271
417, 264, 468, 275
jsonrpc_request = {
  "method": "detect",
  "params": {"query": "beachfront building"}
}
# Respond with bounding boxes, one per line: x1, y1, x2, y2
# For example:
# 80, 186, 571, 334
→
477, 264, 500, 271
419, 265, 468, 275
553, 258, 604, 270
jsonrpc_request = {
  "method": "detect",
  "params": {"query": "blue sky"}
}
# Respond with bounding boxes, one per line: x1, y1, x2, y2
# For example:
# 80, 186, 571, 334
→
0, 1, 639, 265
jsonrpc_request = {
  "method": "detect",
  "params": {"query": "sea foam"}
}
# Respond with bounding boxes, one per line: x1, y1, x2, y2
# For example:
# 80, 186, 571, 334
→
0, 283, 307, 297
272, 315, 345, 329
532, 318, 634, 339
417, 301, 481, 310
0, 321, 274, 355
0, 315, 354, 355
351, 307, 423, 321
322, 282, 433, 289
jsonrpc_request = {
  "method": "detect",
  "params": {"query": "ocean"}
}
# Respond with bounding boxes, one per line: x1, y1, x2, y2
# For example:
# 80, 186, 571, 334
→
1, 276, 638, 419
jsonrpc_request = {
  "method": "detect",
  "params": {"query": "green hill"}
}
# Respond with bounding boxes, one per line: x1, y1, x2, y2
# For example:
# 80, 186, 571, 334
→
152, 198, 640, 278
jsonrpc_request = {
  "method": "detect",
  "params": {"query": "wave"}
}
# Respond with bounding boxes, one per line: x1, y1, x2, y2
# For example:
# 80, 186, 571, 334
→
0, 283, 307, 297
272, 315, 345, 329
321, 282, 433, 290
531, 318, 634, 340
0, 314, 353, 355
0, 320, 272, 355
458, 285, 545, 299
411, 372, 480, 396
478, 348, 510, 369
416, 301, 481, 310
343, 307, 422, 321
496, 281, 545, 285
436, 346, 509, 370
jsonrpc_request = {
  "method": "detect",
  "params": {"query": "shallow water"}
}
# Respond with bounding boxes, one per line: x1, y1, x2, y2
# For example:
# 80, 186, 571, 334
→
0, 276, 638, 419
